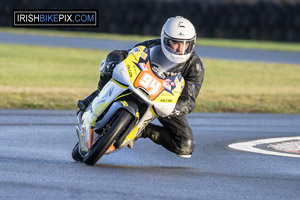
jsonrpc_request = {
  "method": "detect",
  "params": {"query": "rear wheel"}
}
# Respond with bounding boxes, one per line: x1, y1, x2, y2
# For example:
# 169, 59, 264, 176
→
83, 109, 133, 166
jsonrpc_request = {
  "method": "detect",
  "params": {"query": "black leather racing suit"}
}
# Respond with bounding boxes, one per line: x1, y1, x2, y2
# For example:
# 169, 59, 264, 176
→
86, 39, 205, 156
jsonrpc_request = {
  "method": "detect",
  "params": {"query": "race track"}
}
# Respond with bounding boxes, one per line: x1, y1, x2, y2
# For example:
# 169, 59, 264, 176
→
1, 32, 300, 199
0, 110, 299, 200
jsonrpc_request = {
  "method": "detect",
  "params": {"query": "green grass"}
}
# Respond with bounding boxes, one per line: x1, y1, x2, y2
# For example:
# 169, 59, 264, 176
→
0, 44, 108, 109
1, 27, 300, 52
196, 58, 300, 113
0, 43, 300, 113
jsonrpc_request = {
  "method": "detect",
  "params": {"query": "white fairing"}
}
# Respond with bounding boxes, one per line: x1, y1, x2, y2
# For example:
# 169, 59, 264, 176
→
114, 61, 178, 118
91, 81, 125, 116
81, 80, 127, 128
153, 102, 176, 117
112, 62, 131, 86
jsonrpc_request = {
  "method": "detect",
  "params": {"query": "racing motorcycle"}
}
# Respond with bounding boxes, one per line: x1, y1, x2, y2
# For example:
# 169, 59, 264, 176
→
72, 45, 185, 166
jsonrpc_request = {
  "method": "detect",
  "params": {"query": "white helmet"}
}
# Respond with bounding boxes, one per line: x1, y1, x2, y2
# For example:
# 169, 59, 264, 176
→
161, 16, 196, 63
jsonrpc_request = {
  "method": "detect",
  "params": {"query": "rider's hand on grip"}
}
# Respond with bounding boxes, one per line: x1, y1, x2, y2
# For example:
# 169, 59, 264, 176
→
104, 61, 119, 74
168, 109, 181, 118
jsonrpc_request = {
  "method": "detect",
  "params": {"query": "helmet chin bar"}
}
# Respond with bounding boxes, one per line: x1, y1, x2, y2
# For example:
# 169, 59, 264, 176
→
161, 44, 191, 64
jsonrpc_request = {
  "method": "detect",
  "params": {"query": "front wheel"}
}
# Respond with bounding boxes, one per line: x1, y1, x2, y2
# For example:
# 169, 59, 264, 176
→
83, 109, 133, 166
72, 142, 83, 163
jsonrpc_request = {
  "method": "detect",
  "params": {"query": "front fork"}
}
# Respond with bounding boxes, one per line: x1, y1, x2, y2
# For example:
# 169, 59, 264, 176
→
76, 108, 95, 156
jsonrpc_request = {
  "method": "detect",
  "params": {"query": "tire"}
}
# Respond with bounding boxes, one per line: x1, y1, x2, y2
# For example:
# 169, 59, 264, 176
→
83, 109, 133, 166
72, 142, 84, 163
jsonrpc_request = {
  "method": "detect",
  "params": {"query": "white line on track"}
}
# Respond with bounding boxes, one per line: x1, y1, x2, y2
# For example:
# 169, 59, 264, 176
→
228, 136, 300, 158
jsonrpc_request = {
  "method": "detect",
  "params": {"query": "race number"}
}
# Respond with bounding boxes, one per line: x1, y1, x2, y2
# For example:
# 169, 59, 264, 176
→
139, 73, 162, 96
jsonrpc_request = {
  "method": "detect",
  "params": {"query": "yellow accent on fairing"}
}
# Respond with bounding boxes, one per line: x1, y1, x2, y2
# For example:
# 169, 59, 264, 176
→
91, 102, 109, 126
121, 125, 138, 147
119, 101, 128, 107
114, 92, 133, 101
112, 79, 127, 88
150, 107, 158, 117
124, 46, 145, 84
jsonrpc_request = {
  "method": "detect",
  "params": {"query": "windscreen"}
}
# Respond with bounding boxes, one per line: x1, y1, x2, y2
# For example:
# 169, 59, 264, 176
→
149, 45, 181, 78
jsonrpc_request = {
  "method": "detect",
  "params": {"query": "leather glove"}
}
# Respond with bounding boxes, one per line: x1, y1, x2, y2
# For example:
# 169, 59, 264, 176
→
104, 61, 119, 73
168, 102, 191, 118
168, 109, 181, 118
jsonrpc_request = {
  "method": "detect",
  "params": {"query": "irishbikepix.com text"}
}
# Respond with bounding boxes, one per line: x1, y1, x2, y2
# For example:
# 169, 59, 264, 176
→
13, 10, 98, 27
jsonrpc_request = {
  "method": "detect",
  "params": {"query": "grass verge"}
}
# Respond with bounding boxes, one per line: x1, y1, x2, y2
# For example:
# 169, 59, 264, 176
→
0, 43, 299, 113
1, 27, 300, 52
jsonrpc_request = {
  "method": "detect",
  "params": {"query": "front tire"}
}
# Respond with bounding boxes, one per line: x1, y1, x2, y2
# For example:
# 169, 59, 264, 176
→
83, 109, 133, 166
72, 142, 83, 163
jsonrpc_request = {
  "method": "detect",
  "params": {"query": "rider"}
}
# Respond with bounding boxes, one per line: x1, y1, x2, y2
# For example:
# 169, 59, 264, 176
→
77, 16, 205, 158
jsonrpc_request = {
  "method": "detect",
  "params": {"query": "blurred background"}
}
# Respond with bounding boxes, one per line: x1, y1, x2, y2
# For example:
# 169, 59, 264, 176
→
1, 0, 300, 42
1, 0, 299, 113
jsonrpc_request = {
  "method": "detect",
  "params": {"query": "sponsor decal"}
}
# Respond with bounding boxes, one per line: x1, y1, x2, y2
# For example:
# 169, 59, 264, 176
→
138, 63, 148, 71
163, 81, 171, 91
141, 52, 148, 60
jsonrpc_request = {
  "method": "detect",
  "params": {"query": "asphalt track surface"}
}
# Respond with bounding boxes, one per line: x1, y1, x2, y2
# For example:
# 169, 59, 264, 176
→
1, 32, 300, 64
0, 109, 300, 200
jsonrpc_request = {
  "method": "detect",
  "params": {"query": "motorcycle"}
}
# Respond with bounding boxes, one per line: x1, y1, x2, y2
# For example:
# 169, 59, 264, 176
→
72, 45, 185, 165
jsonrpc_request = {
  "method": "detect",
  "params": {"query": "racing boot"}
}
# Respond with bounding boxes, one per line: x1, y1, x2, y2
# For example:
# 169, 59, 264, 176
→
140, 124, 162, 144
141, 124, 193, 158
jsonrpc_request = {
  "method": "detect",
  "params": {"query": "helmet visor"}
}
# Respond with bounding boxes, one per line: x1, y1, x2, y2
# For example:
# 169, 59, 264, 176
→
163, 36, 195, 55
